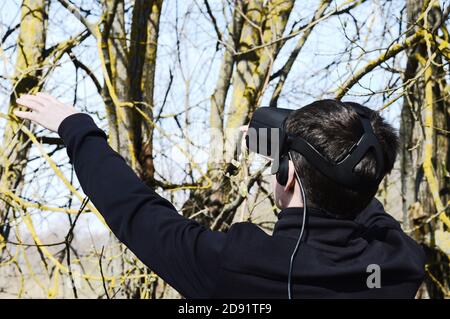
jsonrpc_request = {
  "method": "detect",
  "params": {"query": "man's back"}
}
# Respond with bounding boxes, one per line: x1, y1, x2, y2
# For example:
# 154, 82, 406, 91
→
212, 200, 425, 298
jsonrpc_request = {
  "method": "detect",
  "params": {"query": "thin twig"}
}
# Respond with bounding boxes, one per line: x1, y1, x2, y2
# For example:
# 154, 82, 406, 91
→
99, 246, 110, 299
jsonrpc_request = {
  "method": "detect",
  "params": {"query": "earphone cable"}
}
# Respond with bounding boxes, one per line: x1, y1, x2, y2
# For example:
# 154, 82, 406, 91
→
287, 151, 307, 299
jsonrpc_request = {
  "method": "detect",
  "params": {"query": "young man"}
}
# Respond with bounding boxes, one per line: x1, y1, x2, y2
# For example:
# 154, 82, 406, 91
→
14, 94, 425, 298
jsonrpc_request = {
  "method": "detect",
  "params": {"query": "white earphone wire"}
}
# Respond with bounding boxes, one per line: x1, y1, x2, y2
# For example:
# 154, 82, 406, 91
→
287, 151, 307, 299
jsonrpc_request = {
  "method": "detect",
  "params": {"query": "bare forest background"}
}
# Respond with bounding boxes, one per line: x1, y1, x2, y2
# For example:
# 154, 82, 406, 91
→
0, 0, 449, 298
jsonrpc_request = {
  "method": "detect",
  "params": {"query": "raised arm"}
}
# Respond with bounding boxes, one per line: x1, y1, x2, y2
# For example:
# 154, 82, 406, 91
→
15, 93, 226, 298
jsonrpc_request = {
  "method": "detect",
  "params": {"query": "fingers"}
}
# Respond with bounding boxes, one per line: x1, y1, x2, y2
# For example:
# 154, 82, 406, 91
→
22, 94, 47, 106
15, 93, 49, 122
16, 95, 45, 111
36, 92, 58, 103
13, 110, 35, 121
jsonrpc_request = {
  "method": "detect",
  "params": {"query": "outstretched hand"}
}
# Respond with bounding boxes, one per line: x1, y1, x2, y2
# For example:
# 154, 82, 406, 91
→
14, 93, 79, 132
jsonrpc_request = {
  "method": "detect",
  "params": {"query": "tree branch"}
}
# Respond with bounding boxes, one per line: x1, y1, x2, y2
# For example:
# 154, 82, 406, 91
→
335, 31, 424, 99
57, 0, 99, 38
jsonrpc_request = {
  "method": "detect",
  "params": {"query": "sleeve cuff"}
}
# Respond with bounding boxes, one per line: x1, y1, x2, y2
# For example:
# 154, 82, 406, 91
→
57, 113, 108, 163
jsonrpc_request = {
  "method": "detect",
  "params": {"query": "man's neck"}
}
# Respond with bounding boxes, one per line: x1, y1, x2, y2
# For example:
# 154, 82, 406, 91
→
284, 181, 304, 208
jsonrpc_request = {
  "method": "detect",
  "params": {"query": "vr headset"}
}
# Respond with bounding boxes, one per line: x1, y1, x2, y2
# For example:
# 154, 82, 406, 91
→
245, 103, 385, 190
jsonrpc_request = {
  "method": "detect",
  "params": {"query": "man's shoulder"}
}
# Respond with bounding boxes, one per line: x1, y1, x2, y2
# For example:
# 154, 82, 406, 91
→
219, 221, 283, 253
227, 221, 271, 238
220, 221, 295, 258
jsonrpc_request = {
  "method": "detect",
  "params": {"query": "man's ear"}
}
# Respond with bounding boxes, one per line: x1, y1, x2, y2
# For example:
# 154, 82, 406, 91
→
283, 160, 296, 192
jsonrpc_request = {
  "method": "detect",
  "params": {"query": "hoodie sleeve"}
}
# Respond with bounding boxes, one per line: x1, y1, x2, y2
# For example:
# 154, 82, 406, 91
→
57, 112, 226, 298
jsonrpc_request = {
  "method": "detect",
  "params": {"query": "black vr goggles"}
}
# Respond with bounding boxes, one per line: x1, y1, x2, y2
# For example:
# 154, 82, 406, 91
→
245, 104, 385, 190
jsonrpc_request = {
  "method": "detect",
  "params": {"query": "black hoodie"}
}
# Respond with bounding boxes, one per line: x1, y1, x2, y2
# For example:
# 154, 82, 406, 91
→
57, 113, 426, 299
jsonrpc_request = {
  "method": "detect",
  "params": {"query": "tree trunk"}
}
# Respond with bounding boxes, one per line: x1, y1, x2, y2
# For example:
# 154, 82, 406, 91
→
183, 0, 295, 230
137, 0, 163, 185
0, 0, 46, 258
400, 0, 450, 298
98, 0, 163, 298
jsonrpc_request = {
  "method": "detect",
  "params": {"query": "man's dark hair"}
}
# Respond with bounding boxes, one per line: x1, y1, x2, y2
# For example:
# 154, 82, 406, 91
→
284, 99, 399, 218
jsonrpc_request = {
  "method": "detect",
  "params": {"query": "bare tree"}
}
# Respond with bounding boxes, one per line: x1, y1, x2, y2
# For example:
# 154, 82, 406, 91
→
400, 0, 450, 298
0, 0, 47, 261
1, 0, 449, 299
